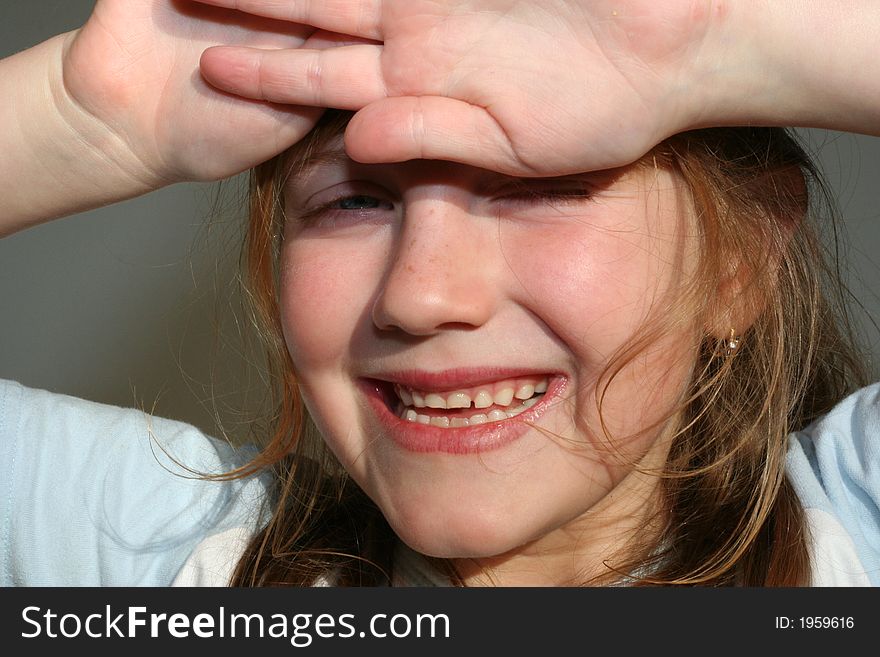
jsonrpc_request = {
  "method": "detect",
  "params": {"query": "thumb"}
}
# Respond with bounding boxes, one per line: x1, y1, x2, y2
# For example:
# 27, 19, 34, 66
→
344, 96, 533, 175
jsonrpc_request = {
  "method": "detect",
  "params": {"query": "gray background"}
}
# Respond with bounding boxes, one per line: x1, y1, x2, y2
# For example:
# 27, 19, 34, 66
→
2, 1, 879, 439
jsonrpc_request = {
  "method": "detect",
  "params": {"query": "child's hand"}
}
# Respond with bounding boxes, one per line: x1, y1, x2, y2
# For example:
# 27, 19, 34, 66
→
60, 0, 325, 185
195, 0, 730, 174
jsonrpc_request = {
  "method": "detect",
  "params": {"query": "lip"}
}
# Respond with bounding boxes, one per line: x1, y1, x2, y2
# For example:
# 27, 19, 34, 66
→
358, 369, 567, 454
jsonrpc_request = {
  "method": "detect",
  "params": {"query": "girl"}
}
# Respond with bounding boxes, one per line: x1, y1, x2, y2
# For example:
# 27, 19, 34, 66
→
2, 0, 879, 587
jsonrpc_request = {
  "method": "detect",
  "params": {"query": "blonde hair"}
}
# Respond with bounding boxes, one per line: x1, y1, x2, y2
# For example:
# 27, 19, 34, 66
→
229, 112, 867, 586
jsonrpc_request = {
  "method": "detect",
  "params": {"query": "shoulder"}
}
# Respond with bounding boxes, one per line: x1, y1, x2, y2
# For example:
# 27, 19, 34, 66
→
786, 382, 880, 586
0, 379, 269, 586
171, 525, 255, 587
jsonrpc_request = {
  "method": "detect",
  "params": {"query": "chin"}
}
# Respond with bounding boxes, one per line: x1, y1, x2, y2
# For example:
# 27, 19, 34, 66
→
384, 499, 543, 560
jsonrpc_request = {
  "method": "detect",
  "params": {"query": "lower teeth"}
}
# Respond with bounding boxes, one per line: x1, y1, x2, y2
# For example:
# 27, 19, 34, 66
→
399, 394, 543, 427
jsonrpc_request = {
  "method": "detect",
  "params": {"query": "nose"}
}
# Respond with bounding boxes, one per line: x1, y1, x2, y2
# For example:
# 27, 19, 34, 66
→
371, 196, 497, 335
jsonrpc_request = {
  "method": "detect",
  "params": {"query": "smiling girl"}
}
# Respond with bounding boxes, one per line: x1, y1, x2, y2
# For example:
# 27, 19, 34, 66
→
223, 113, 870, 587
2, 1, 879, 587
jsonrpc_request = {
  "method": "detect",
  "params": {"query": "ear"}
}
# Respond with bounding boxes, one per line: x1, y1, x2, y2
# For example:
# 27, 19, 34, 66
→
706, 183, 805, 344
706, 262, 769, 344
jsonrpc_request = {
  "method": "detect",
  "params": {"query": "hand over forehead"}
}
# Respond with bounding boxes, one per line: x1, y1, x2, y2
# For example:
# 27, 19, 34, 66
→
196, 0, 719, 175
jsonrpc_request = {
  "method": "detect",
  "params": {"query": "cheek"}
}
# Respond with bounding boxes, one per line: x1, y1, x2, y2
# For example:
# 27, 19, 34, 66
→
501, 213, 683, 356
279, 238, 381, 369
498, 188, 697, 439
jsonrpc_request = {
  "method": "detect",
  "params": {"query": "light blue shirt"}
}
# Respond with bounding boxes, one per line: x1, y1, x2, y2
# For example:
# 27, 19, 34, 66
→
0, 379, 266, 585
787, 382, 880, 585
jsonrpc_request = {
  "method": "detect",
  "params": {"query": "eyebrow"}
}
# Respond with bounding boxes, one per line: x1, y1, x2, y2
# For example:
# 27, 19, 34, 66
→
282, 142, 352, 193
291, 138, 351, 174
300, 148, 349, 169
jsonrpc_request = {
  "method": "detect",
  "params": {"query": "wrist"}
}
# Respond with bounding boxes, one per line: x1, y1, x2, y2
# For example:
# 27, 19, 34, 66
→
50, 31, 175, 192
687, 0, 880, 135
0, 34, 171, 237
674, 1, 773, 132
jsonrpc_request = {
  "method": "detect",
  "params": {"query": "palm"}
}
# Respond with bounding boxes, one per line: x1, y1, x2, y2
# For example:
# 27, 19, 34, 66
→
64, 0, 321, 182
196, 0, 713, 174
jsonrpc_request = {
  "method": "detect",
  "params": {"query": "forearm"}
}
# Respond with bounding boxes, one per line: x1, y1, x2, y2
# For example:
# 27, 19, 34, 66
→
0, 34, 165, 238
701, 0, 880, 135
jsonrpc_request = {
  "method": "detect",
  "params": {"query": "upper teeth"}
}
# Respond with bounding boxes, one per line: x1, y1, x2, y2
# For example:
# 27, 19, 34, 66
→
402, 395, 542, 428
395, 377, 549, 410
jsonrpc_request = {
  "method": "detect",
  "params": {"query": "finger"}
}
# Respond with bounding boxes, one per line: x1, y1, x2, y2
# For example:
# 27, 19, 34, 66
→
191, 0, 383, 40
199, 45, 386, 108
218, 104, 325, 178
302, 29, 379, 50
345, 97, 533, 175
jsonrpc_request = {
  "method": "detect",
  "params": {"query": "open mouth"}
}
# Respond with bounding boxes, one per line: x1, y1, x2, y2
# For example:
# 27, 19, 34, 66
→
383, 375, 550, 428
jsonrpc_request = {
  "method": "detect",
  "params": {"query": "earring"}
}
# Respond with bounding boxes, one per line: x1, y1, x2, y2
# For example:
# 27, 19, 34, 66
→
725, 328, 741, 357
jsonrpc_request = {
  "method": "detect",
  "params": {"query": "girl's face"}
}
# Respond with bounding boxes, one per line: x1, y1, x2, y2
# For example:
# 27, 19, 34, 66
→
280, 137, 701, 583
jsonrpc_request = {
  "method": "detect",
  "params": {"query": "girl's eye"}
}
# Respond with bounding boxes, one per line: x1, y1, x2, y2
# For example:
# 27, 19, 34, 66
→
292, 188, 396, 228
502, 187, 593, 203
488, 176, 596, 207
333, 195, 394, 211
